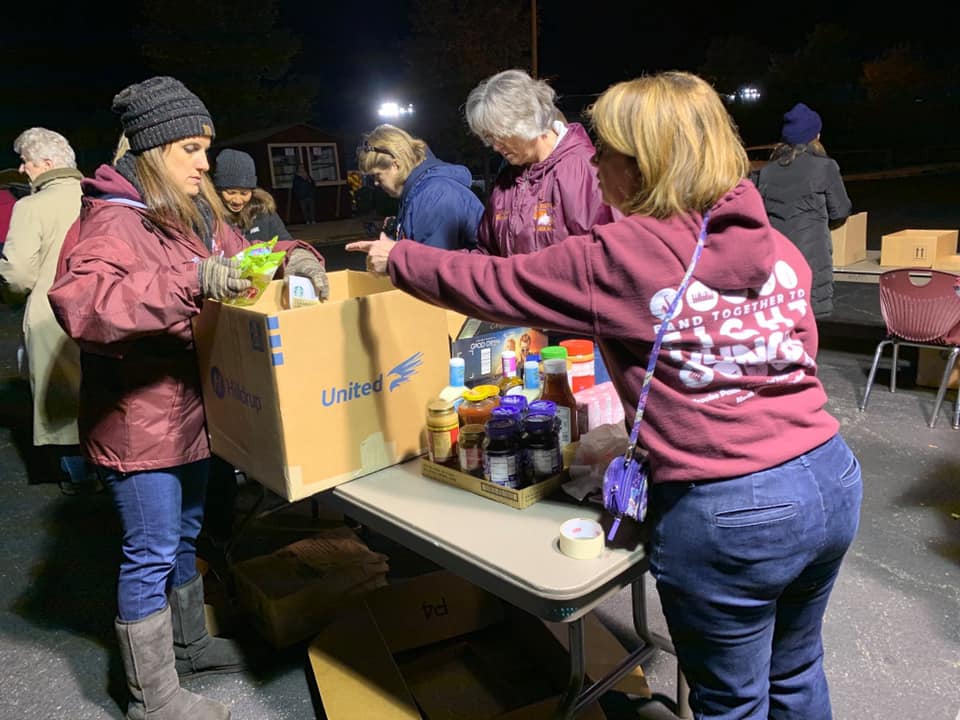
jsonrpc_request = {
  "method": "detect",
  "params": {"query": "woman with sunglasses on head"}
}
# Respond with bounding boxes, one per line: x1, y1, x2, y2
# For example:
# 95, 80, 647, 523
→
348, 71, 861, 720
465, 68, 614, 257
357, 124, 483, 250
48, 76, 329, 720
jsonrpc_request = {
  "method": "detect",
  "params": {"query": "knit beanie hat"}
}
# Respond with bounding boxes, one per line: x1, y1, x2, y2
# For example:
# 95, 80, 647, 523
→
781, 103, 822, 146
111, 76, 215, 153
213, 149, 257, 189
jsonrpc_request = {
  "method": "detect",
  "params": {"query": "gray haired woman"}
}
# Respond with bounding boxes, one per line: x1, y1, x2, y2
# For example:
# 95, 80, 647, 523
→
465, 69, 613, 256
0, 127, 91, 493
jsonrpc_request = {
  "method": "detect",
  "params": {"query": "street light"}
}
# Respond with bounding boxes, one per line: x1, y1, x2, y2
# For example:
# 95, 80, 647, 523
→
377, 102, 415, 119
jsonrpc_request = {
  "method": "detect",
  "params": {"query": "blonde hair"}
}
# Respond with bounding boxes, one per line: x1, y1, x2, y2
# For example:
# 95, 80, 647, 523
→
357, 125, 427, 181
588, 71, 749, 219
113, 134, 225, 233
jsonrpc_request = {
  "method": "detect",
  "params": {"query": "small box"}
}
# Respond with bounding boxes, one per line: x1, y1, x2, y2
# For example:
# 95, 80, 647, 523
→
231, 528, 389, 648
193, 273, 450, 501
451, 321, 549, 383
420, 459, 563, 510
879, 229, 958, 267
831, 211, 868, 267
915, 347, 960, 390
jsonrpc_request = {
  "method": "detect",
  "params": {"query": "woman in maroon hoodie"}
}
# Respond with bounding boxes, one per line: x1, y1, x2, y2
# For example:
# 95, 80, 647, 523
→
465, 69, 614, 257
349, 71, 862, 720
48, 77, 328, 720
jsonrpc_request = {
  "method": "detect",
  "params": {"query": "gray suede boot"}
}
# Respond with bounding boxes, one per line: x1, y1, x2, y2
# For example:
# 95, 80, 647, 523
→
170, 574, 246, 679
115, 606, 230, 720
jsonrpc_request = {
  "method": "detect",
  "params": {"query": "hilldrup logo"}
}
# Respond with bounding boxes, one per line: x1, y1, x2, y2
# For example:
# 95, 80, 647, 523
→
321, 352, 424, 407
210, 366, 263, 414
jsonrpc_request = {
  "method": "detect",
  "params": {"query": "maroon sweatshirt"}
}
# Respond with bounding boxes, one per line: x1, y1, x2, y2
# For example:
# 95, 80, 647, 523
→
389, 179, 839, 483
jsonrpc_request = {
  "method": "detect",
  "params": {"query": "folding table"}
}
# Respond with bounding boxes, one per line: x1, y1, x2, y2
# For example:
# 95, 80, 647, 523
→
328, 459, 692, 719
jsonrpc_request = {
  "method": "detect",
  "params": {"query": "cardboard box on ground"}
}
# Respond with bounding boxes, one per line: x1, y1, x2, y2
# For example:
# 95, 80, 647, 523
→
915, 347, 960, 390
879, 229, 959, 268
308, 569, 649, 720
830, 212, 867, 267
193, 273, 451, 502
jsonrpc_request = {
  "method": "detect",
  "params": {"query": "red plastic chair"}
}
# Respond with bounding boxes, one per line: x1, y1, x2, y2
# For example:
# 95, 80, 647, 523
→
859, 269, 960, 428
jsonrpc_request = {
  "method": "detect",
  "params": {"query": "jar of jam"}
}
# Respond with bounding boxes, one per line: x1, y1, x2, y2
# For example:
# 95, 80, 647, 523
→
457, 424, 485, 478
483, 417, 522, 489
499, 394, 528, 419
522, 413, 562, 484
458, 387, 500, 427
426, 398, 459, 467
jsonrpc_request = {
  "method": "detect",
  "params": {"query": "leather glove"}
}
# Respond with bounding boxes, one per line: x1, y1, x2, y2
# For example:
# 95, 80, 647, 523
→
284, 248, 330, 301
197, 255, 252, 300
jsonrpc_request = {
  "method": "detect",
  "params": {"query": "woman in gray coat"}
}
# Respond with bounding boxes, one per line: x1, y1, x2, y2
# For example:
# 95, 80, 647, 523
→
753, 103, 852, 318
0, 127, 92, 492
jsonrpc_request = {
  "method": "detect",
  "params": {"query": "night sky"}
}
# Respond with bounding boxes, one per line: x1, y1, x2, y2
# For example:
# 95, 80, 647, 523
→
2, 0, 958, 171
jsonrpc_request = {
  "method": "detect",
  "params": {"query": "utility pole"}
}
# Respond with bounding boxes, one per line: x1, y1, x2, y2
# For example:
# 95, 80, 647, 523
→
531, 0, 538, 78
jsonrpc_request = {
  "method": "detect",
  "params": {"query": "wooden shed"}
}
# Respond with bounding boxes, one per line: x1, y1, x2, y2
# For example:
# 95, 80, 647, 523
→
212, 123, 351, 224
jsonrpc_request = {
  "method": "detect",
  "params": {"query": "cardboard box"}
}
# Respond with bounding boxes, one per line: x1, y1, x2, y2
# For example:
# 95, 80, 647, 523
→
932, 254, 960, 272
451, 320, 549, 383
193, 273, 450, 501
420, 459, 564, 510
231, 527, 390, 647
308, 570, 628, 719
831, 211, 868, 267
915, 347, 960, 390
879, 229, 958, 267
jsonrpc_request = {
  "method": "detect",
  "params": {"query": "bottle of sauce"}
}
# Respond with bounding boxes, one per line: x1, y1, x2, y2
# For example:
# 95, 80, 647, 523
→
458, 387, 499, 428
497, 350, 523, 396
425, 398, 459, 467
539, 346, 579, 450
439, 357, 468, 409
457, 424, 485, 478
519, 360, 541, 404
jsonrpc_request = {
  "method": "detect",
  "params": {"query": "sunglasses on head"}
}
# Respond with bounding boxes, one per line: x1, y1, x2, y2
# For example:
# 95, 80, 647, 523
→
360, 141, 395, 159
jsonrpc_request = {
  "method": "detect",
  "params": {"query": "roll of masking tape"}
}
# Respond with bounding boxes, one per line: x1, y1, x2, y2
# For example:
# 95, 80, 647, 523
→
559, 518, 605, 559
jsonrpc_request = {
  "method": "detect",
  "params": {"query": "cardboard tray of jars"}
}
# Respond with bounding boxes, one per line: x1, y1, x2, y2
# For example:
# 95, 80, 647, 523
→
420, 458, 566, 510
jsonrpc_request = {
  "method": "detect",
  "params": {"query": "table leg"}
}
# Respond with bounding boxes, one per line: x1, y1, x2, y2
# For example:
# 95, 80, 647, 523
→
554, 619, 586, 719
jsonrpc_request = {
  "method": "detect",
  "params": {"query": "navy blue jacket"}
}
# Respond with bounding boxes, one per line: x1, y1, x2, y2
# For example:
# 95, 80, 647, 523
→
396, 151, 483, 250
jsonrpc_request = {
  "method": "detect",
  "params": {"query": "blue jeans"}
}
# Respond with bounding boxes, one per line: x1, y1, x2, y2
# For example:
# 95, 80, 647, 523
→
100, 460, 209, 621
649, 434, 862, 720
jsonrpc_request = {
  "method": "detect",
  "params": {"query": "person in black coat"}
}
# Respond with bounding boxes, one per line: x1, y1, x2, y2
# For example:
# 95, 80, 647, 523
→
753, 103, 852, 318
292, 162, 317, 224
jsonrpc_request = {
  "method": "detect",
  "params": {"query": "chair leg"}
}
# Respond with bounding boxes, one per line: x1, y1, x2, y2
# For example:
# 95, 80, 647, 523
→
890, 341, 900, 393
930, 347, 960, 429
860, 340, 891, 412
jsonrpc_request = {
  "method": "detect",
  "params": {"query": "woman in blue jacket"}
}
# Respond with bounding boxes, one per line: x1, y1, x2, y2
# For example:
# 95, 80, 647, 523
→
357, 125, 483, 250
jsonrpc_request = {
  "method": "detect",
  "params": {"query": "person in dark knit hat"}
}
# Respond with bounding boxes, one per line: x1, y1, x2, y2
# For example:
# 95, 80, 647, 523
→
751, 102, 851, 318
213, 148, 292, 242
48, 76, 329, 720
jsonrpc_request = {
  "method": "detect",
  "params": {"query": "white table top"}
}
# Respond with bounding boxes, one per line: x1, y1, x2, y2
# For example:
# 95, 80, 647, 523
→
330, 459, 647, 621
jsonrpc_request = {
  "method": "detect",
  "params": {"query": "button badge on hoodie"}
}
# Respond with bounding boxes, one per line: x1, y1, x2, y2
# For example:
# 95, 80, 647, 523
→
534, 202, 554, 232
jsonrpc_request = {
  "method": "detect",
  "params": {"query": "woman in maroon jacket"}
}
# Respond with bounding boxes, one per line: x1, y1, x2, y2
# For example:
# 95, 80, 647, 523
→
465, 69, 614, 257
48, 77, 327, 720
349, 72, 862, 720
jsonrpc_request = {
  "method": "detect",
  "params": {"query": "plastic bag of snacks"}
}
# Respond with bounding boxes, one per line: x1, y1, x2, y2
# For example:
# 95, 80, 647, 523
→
223, 237, 286, 306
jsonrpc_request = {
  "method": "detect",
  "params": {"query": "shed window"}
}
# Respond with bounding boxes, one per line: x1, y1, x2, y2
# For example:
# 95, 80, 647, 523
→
268, 143, 342, 188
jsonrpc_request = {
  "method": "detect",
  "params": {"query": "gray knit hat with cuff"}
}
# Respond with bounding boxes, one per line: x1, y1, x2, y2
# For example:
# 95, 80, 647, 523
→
213, 149, 257, 189
112, 76, 215, 153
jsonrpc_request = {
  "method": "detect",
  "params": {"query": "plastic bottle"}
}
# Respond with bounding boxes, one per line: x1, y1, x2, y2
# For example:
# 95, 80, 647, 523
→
519, 360, 541, 404
438, 357, 468, 409
559, 339, 596, 393
538, 346, 579, 449
497, 350, 523, 396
